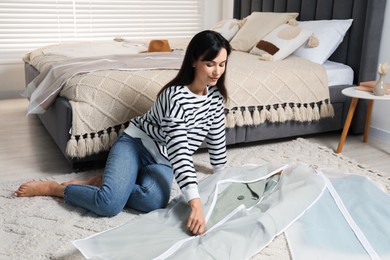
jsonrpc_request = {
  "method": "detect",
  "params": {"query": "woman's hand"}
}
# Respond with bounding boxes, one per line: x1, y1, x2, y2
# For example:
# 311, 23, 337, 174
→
187, 198, 206, 235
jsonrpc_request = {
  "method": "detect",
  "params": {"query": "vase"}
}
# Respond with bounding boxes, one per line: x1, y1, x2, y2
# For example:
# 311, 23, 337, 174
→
373, 73, 387, 96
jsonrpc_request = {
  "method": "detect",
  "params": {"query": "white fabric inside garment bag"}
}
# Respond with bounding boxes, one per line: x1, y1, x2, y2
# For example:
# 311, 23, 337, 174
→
72, 163, 326, 260
285, 168, 390, 260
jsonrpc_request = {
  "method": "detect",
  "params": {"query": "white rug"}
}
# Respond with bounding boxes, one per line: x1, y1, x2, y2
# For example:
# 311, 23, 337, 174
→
1, 138, 389, 260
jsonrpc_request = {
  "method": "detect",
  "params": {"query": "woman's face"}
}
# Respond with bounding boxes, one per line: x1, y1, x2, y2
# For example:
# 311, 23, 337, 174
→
192, 48, 227, 89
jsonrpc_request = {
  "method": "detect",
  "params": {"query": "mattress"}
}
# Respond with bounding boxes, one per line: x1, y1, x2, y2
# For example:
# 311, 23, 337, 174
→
323, 60, 354, 86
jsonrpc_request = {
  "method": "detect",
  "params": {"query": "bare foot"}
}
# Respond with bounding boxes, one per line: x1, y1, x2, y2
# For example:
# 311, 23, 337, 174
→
61, 175, 103, 187
15, 180, 65, 197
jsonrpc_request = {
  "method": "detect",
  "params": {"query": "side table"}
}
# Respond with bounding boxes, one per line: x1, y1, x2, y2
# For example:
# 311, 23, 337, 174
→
336, 87, 390, 153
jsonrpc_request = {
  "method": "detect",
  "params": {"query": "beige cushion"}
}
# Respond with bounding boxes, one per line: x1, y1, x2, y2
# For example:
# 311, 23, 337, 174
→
250, 24, 312, 61
230, 12, 299, 52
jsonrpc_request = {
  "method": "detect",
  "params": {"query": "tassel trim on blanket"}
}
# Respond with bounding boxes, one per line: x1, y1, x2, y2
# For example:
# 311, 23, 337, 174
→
66, 123, 127, 159
66, 101, 334, 158
224, 100, 334, 128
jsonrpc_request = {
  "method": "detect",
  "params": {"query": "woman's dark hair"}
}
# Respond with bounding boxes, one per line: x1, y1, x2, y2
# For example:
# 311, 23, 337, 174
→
158, 30, 232, 101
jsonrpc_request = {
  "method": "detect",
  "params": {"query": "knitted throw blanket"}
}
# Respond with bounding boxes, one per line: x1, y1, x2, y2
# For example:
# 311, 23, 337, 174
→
26, 50, 332, 159
225, 51, 332, 127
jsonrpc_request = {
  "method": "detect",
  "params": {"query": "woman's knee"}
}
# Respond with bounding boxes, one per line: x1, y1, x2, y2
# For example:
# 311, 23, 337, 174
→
93, 193, 126, 217
94, 202, 123, 217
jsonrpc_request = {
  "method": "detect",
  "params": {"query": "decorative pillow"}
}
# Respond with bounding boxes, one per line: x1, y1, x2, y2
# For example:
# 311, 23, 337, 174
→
250, 24, 312, 61
210, 19, 242, 41
292, 19, 353, 64
230, 12, 299, 52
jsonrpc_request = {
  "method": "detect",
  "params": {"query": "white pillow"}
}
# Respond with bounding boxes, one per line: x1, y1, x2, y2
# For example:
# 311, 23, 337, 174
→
250, 24, 312, 61
292, 19, 353, 64
210, 19, 241, 41
230, 12, 299, 52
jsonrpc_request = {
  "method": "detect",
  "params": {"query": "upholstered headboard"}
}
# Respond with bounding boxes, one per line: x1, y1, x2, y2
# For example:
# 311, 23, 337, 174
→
233, 0, 387, 85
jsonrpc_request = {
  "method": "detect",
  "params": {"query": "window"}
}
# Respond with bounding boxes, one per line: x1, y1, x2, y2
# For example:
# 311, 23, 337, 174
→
0, 0, 204, 64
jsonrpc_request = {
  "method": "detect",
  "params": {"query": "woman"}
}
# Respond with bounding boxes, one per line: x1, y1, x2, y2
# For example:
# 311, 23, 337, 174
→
16, 30, 231, 235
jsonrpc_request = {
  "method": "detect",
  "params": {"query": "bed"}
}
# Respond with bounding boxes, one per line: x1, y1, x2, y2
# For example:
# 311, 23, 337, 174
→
23, 0, 387, 170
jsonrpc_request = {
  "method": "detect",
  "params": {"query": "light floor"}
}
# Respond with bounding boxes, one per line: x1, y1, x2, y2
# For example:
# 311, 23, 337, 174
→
1, 98, 389, 182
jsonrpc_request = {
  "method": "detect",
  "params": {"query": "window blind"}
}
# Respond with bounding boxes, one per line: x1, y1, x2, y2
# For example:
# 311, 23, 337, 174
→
0, 0, 204, 64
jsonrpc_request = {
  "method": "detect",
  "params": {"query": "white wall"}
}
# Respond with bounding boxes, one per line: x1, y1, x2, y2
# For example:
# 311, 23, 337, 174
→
370, 1, 390, 142
202, 0, 223, 29
202, 0, 234, 28
0, 63, 25, 99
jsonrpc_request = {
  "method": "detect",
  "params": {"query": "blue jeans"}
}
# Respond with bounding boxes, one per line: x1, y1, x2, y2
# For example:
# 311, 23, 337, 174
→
64, 133, 174, 216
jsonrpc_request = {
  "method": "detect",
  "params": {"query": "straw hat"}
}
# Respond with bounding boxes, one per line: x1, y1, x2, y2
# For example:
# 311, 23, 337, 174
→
146, 39, 172, 52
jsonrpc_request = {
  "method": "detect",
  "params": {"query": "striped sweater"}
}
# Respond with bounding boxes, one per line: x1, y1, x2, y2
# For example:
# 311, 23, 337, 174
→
125, 85, 227, 201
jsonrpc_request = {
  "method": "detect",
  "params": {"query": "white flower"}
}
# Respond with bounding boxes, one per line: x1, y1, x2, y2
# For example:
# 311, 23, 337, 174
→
378, 63, 390, 75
